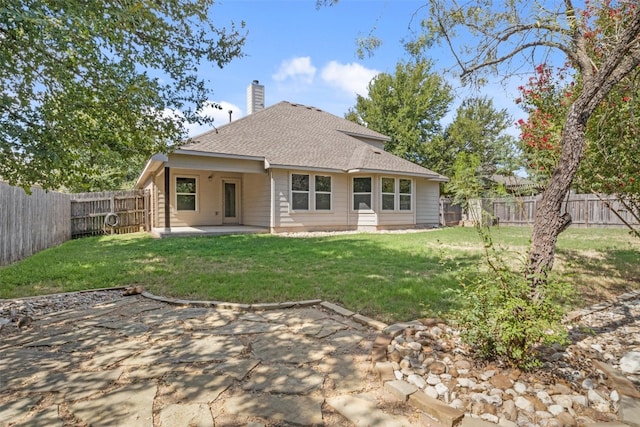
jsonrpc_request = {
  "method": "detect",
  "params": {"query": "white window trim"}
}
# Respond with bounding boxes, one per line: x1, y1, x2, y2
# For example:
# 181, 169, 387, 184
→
399, 178, 413, 211
290, 173, 310, 211
379, 177, 413, 212
381, 177, 396, 211
314, 175, 332, 211
175, 175, 198, 212
352, 176, 373, 211
289, 173, 334, 212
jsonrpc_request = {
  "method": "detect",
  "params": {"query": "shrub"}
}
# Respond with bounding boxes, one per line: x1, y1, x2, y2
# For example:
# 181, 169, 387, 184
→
450, 226, 573, 368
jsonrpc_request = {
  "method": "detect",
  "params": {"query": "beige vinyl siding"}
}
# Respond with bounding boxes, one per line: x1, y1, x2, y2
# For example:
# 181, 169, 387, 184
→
168, 153, 264, 174
376, 176, 415, 229
416, 180, 440, 226
350, 174, 378, 230
273, 169, 352, 232
155, 169, 243, 227
169, 169, 217, 227
243, 172, 270, 227
377, 212, 415, 228
140, 176, 158, 229
153, 171, 165, 228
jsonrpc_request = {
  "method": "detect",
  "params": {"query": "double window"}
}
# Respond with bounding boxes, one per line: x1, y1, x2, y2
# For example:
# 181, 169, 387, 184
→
381, 177, 412, 211
176, 177, 197, 211
291, 173, 332, 211
352, 176, 413, 211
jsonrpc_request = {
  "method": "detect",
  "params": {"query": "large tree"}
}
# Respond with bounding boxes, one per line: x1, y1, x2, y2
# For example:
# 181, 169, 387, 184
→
417, 0, 640, 291
443, 96, 518, 182
345, 58, 453, 170
1, 0, 245, 191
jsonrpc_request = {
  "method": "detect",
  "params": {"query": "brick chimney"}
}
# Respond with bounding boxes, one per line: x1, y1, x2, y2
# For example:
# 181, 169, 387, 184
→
246, 80, 265, 115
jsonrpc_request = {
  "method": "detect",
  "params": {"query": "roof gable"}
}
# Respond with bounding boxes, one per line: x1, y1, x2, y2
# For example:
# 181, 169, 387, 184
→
181, 101, 447, 180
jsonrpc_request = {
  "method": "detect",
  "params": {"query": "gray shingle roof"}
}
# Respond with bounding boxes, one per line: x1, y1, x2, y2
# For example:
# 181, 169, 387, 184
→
181, 101, 447, 180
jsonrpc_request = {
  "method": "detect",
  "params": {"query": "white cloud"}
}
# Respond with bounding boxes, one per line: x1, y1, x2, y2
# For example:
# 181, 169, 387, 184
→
272, 56, 317, 84
179, 101, 243, 137
321, 61, 379, 97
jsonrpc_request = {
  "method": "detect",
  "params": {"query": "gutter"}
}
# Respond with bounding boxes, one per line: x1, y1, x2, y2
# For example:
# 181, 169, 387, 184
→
135, 153, 168, 188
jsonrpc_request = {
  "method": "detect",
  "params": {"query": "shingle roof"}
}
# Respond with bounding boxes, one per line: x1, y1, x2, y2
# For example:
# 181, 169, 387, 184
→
181, 101, 447, 180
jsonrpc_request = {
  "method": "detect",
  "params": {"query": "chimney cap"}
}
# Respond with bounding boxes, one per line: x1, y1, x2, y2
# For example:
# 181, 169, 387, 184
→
252, 80, 260, 84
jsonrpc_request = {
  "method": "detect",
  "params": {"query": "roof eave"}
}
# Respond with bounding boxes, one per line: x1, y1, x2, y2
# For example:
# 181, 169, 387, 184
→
267, 163, 345, 174
174, 148, 264, 162
347, 168, 449, 181
135, 153, 168, 188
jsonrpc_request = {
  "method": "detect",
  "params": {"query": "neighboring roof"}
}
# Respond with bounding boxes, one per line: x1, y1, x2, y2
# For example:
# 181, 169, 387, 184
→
180, 101, 447, 180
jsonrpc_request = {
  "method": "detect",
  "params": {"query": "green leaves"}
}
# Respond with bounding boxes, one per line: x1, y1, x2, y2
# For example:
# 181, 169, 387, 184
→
452, 228, 571, 368
0, 0, 245, 190
345, 58, 453, 170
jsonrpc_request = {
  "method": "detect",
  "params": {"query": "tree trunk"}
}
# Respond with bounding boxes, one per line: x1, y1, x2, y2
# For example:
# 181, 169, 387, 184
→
527, 105, 588, 291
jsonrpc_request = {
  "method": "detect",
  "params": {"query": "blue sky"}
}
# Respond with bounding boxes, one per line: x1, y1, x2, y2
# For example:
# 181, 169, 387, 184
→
187, 0, 524, 136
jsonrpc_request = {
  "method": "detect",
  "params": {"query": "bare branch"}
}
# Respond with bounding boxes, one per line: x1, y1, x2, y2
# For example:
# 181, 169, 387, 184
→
460, 41, 575, 79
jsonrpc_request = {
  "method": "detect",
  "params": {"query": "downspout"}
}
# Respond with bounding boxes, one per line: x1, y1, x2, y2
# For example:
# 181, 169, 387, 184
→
347, 174, 352, 230
269, 169, 275, 233
413, 180, 417, 226
164, 166, 171, 231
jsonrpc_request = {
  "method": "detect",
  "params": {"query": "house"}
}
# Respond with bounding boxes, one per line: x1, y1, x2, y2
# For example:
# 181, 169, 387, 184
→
135, 85, 448, 235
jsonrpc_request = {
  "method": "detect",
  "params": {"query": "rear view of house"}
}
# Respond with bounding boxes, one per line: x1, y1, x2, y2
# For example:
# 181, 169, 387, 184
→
135, 83, 448, 234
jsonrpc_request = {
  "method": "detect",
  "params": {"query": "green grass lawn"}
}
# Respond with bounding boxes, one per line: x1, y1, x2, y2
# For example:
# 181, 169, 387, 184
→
1, 227, 638, 323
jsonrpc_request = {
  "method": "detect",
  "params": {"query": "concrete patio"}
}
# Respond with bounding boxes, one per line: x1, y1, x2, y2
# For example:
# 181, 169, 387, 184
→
151, 225, 270, 238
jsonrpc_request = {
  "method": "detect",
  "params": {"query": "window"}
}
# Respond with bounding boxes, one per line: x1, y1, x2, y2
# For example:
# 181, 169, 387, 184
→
291, 174, 310, 210
315, 175, 332, 210
381, 177, 395, 211
399, 179, 412, 210
291, 174, 332, 211
176, 177, 197, 211
353, 177, 372, 210
379, 177, 412, 211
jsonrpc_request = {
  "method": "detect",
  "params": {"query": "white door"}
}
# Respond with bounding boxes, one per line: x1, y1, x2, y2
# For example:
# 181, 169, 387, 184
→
223, 180, 240, 224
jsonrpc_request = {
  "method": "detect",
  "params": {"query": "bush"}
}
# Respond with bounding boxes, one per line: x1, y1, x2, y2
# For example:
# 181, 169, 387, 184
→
450, 227, 573, 368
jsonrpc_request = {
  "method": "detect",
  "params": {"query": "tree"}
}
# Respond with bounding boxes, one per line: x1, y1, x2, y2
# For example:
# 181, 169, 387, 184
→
443, 96, 519, 190
1, 0, 245, 191
345, 58, 453, 170
517, 63, 640, 237
417, 0, 640, 291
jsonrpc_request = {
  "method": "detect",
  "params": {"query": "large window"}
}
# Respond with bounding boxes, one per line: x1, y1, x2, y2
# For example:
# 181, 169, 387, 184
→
291, 174, 309, 210
291, 174, 332, 211
353, 177, 372, 210
315, 175, 332, 210
176, 177, 197, 211
399, 179, 412, 210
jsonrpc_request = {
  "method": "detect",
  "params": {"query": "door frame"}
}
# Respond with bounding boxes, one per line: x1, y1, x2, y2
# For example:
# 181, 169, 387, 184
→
222, 178, 241, 224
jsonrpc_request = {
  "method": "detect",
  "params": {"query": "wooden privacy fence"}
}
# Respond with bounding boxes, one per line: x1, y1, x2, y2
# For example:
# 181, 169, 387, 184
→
71, 190, 150, 238
439, 198, 463, 226
0, 182, 71, 266
442, 194, 639, 227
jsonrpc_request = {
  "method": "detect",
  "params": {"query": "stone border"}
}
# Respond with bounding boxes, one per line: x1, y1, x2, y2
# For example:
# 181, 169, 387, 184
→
564, 289, 640, 322
140, 291, 390, 331
0, 286, 128, 302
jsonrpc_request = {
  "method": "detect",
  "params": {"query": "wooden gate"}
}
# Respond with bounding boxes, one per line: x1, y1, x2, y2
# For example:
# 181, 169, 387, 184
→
71, 190, 150, 238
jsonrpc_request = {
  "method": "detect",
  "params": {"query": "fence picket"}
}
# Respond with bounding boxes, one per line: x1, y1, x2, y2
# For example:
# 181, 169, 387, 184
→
1, 183, 150, 266
441, 194, 639, 228
0, 182, 71, 266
